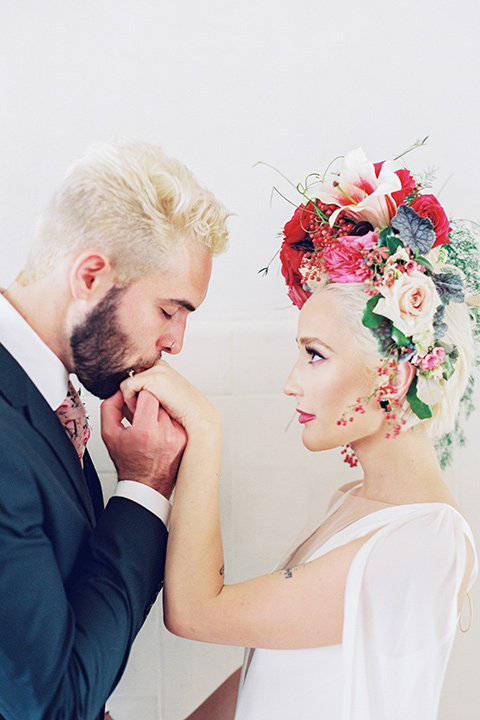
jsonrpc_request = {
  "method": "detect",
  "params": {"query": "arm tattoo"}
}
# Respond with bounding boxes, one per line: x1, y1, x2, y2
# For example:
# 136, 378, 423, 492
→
284, 567, 294, 579
219, 564, 225, 576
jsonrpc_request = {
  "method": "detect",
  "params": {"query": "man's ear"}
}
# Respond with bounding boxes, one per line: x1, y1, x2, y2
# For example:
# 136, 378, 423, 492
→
68, 252, 116, 302
392, 360, 416, 403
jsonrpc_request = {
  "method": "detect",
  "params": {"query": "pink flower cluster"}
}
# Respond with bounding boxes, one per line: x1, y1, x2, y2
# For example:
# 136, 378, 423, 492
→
412, 346, 446, 371
321, 231, 378, 283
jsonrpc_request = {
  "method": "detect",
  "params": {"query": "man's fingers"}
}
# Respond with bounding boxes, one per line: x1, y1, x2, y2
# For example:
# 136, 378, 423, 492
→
101, 391, 126, 430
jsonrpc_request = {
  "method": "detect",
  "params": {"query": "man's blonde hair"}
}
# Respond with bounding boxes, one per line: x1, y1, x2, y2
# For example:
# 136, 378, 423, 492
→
18, 140, 229, 285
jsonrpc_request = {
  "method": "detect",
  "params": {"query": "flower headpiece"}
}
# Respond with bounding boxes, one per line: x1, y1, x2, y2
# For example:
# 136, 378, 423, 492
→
278, 146, 478, 429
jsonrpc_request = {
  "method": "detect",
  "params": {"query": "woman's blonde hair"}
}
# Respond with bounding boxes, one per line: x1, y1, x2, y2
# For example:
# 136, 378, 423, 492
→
316, 280, 474, 439
18, 140, 230, 285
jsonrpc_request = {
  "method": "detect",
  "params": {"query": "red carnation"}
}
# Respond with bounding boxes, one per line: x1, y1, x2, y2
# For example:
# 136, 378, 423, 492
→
409, 194, 451, 247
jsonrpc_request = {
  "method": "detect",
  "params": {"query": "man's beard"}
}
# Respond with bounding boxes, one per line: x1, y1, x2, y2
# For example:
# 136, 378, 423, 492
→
70, 286, 151, 399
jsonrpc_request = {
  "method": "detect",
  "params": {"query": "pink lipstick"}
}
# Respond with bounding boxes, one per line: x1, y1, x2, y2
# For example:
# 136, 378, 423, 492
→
297, 410, 316, 424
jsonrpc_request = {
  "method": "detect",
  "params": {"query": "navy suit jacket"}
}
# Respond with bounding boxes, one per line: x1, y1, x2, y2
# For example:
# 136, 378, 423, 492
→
0, 344, 168, 720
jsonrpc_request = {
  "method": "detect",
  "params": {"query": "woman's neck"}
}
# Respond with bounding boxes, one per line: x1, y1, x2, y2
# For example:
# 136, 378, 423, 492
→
350, 428, 456, 507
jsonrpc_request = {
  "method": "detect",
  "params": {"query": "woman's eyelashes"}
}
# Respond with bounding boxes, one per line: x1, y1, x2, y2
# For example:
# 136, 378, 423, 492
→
305, 346, 326, 363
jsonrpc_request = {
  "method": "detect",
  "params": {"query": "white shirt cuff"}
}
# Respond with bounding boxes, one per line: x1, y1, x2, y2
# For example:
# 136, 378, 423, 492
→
114, 480, 171, 528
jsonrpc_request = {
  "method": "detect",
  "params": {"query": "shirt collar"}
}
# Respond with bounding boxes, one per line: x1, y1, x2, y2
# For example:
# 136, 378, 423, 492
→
0, 293, 69, 410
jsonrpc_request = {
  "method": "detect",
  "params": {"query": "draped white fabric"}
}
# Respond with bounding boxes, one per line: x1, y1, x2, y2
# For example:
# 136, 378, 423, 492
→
235, 496, 477, 720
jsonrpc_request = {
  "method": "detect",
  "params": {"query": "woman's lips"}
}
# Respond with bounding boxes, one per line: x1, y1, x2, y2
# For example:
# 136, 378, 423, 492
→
296, 410, 316, 424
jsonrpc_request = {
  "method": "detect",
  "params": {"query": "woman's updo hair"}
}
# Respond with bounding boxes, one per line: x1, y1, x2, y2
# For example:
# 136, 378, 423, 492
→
314, 279, 474, 438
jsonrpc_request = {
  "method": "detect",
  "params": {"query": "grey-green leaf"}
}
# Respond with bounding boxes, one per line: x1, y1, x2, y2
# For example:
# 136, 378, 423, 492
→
432, 272, 465, 303
391, 205, 436, 255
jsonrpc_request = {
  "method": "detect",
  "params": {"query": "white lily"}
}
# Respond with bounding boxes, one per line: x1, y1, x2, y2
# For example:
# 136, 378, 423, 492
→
306, 148, 402, 231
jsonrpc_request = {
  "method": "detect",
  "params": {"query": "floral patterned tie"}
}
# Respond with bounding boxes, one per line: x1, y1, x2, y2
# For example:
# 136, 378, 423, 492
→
55, 381, 91, 464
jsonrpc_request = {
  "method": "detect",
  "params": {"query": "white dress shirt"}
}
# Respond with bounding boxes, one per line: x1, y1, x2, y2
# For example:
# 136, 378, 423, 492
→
0, 293, 171, 526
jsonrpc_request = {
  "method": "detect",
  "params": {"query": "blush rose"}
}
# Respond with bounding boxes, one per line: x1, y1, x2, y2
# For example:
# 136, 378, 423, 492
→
375, 270, 441, 337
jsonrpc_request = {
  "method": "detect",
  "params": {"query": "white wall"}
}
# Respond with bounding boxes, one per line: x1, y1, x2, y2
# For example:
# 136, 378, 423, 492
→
1, 1, 480, 718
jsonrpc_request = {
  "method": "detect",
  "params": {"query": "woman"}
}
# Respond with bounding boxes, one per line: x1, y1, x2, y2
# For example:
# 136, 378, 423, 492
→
121, 148, 478, 719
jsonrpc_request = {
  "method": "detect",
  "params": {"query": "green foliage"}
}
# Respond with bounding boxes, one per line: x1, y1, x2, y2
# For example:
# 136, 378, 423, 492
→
362, 295, 383, 329
406, 375, 433, 419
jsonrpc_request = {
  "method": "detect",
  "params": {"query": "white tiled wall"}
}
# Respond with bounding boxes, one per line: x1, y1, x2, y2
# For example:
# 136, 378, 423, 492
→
83, 313, 480, 720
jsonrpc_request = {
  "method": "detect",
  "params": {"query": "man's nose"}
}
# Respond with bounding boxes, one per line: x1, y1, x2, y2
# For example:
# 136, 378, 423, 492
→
159, 315, 187, 355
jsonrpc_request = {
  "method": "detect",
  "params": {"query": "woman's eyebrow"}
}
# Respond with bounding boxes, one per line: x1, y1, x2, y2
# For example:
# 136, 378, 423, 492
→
297, 336, 334, 352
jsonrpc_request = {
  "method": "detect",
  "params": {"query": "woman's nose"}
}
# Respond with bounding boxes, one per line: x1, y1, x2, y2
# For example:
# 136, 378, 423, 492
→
283, 361, 302, 397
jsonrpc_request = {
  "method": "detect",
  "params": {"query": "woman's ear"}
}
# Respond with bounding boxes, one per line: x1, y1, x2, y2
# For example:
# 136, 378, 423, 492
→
68, 251, 116, 302
391, 360, 416, 403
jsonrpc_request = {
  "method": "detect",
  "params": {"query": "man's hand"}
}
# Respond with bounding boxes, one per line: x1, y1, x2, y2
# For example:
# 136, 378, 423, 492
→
101, 389, 187, 499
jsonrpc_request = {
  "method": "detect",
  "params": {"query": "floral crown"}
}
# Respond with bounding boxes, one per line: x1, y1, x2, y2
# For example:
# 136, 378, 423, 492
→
278, 146, 479, 432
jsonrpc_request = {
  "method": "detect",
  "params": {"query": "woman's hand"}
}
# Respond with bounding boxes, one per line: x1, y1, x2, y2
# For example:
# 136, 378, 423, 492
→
120, 360, 221, 437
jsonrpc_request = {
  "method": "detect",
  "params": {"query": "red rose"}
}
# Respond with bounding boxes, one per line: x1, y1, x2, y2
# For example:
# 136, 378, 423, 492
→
283, 205, 309, 245
280, 204, 311, 289
409, 194, 451, 247
374, 162, 415, 206
280, 240, 304, 286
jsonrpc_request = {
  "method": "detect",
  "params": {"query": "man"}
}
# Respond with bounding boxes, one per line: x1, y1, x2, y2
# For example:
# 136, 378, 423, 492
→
0, 141, 229, 720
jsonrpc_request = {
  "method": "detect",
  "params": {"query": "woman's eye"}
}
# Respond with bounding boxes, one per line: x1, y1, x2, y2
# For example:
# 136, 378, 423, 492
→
161, 309, 173, 320
306, 347, 325, 363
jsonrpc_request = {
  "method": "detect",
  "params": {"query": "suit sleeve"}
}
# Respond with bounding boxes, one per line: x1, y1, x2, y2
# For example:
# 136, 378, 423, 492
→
0, 430, 168, 720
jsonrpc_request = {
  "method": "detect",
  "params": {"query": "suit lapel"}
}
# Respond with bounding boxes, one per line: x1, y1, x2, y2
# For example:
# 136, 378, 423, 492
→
0, 344, 97, 526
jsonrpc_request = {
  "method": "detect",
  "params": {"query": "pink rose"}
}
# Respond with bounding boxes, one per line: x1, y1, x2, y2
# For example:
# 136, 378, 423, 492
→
375, 270, 441, 337
321, 231, 378, 283
409, 194, 451, 247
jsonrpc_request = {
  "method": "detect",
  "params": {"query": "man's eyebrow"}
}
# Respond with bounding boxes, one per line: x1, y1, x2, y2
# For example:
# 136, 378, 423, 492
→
166, 298, 196, 313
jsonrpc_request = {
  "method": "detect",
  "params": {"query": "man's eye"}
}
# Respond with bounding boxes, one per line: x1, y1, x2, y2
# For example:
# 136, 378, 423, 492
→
161, 309, 173, 320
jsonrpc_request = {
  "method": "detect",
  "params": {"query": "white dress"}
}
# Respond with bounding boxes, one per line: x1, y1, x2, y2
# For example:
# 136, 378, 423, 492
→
234, 487, 477, 720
